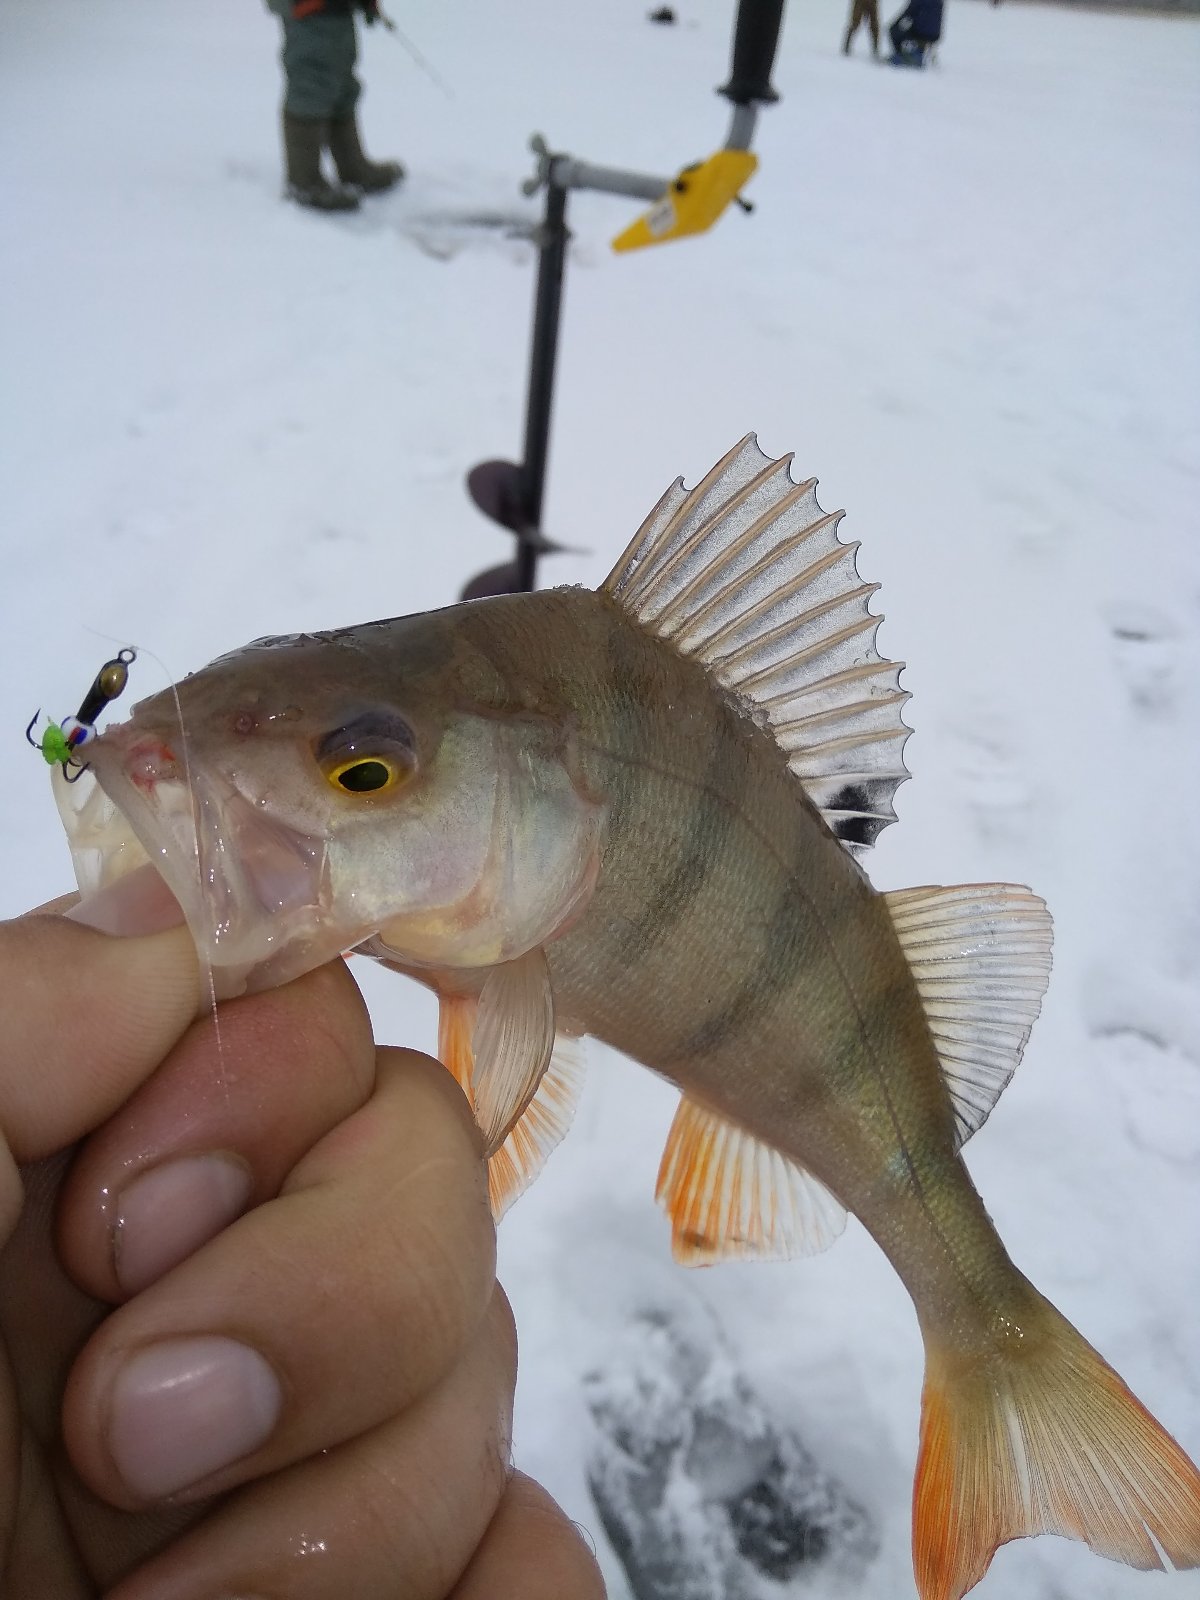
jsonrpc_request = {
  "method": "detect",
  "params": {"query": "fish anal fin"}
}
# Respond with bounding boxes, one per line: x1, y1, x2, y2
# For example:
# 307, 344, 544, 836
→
913, 1296, 1200, 1600
886, 883, 1053, 1147
487, 1034, 586, 1219
602, 434, 911, 858
655, 1095, 846, 1267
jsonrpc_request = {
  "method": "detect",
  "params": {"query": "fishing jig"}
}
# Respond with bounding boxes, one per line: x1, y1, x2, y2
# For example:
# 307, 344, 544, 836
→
26, 648, 136, 782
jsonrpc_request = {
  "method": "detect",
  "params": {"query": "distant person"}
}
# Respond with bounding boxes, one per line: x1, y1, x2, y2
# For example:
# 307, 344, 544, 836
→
888, 0, 943, 65
268, 0, 404, 213
842, 0, 881, 57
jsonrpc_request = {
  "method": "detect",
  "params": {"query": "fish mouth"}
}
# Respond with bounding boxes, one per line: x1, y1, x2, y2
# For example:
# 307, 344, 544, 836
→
55, 731, 337, 997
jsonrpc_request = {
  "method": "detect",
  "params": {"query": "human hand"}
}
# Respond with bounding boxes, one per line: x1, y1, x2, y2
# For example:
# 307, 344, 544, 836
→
0, 901, 604, 1598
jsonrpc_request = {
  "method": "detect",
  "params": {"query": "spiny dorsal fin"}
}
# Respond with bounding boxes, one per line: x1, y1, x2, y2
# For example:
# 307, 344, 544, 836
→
603, 434, 912, 857
656, 1095, 847, 1265
886, 884, 1053, 1147
437, 971, 583, 1219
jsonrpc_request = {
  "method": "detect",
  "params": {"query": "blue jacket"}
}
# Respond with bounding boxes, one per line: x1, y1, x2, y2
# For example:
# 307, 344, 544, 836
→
901, 0, 943, 40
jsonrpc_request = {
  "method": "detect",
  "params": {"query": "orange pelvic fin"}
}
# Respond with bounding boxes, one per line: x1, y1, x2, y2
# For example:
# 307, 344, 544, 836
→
914, 1295, 1200, 1600
656, 1095, 846, 1265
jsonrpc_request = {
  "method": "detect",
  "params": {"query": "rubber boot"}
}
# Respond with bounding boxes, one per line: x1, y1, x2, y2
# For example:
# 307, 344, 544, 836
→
328, 113, 404, 194
282, 112, 359, 212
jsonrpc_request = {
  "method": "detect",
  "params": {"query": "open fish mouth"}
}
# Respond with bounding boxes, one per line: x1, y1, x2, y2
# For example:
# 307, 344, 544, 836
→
54, 729, 336, 997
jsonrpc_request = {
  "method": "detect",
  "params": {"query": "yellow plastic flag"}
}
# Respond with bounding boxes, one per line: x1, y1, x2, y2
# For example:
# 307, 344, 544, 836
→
612, 149, 758, 253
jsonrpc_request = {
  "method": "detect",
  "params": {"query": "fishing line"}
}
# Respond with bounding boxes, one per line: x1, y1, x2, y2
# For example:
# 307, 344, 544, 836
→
377, 5, 454, 100
76, 625, 231, 1103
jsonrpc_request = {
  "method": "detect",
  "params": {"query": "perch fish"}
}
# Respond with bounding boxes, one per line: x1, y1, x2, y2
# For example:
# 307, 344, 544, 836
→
55, 438, 1200, 1599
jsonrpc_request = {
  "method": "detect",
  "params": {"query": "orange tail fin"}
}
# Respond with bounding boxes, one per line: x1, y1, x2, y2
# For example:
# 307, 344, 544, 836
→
913, 1294, 1200, 1600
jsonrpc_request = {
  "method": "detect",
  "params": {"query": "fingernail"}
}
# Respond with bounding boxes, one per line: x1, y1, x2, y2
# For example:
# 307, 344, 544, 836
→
115, 1154, 253, 1295
66, 864, 185, 936
108, 1336, 282, 1500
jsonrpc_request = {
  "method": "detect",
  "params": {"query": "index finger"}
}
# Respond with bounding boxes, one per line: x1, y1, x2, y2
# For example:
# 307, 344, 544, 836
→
0, 913, 200, 1168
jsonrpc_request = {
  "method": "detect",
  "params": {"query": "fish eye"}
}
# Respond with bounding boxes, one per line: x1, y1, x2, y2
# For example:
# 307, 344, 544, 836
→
315, 711, 416, 798
326, 756, 401, 793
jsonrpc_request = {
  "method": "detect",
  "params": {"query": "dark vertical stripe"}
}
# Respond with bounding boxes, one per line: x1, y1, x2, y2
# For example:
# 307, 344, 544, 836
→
676, 868, 805, 1059
592, 618, 662, 863
612, 713, 740, 963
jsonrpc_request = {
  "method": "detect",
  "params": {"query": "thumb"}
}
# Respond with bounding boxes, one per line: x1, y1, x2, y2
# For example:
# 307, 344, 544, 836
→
0, 906, 200, 1168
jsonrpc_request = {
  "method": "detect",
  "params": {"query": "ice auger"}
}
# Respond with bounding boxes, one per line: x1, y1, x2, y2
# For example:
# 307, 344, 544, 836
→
463, 0, 787, 599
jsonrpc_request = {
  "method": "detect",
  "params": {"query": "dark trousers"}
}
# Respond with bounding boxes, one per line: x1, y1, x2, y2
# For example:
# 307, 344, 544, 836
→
890, 15, 935, 57
282, 14, 361, 120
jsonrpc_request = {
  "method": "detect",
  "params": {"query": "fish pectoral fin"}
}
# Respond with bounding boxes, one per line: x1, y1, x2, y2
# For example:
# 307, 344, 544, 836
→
656, 1095, 847, 1266
436, 946, 556, 1158
487, 1033, 586, 1219
885, 883, 1054, 1148
438, 977, 583, 1221
601, 434, 911, 859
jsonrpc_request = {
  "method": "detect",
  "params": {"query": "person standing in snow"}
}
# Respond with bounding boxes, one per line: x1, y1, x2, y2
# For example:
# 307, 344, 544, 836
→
887, 0, 943, 63
268, 0, 404, 213
842, 0, 881, 58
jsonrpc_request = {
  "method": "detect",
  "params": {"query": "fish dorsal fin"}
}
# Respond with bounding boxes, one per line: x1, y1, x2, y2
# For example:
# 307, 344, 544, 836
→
656, 1095, 847, 1266
437, 963, 582, 1219
885, 884, 1053, 1147
436, 946, 556, 1156
603, 434, 912, 857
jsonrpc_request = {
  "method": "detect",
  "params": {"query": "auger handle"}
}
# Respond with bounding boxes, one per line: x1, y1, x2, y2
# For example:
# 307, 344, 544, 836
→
719, 0, 785, 107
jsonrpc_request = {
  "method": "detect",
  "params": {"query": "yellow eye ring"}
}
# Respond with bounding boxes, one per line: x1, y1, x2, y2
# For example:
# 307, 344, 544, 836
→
315, 711, 417, 796
325, 756, 403, 794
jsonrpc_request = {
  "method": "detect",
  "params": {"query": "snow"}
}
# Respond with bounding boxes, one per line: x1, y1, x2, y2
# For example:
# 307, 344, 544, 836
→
2, 0, 1198, 1594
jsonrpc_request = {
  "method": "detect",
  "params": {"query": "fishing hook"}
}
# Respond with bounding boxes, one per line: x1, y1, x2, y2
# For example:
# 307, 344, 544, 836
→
27, 647, 137, 781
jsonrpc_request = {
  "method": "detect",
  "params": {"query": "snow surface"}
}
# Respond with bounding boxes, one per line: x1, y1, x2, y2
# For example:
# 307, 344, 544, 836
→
2, 1, 1198, 1595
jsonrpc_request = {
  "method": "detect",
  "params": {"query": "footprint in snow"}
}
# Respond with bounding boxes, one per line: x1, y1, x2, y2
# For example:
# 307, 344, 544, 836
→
392, 209, 537, 261
947, 717, 1035, 846
1089, 1031, 1200, 1168
978, 470, 1070, 561
584, 1306, 878, 1599
1105, 602, 1180, 717
1083, 963, 1200, 1165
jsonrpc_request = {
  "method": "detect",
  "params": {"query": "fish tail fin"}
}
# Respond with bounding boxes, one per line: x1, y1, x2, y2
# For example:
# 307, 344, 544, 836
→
913, 1293, 1200, 1600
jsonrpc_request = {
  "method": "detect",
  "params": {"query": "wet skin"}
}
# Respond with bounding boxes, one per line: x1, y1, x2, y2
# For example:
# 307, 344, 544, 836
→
0, 902, 604, 1599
